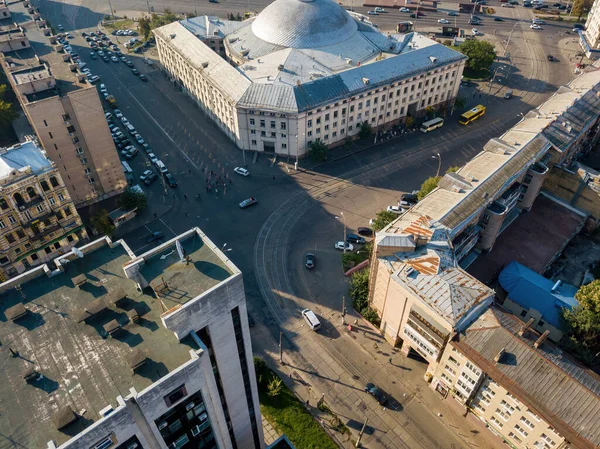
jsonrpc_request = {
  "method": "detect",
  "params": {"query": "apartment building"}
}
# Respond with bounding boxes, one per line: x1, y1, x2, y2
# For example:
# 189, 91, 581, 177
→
0, 0, 127, 207
154, 0, 466, 158
431, 306, 600, 449
581, 0, 600, 58
0, 141, 87, 280
0, 0, 9, 20
0, 25, 30, 52
0, 227, 264, 449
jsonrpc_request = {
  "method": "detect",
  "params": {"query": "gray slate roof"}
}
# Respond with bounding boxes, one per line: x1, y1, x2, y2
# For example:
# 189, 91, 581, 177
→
453, 306, 600, 449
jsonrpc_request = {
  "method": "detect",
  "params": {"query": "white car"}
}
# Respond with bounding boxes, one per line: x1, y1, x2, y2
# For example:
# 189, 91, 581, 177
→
374, 7, 385, 12
399, 7, 410, 12
334, 241, 354, 251
114, 109, 123, 119
104, 112, 112, 119
147, 152, 158, 164
111, 56, 119, 62
530, 24, 542, 29
472, 28, 479, 34
438, 18, 450, 24
139, 169, 154, 181
387, 205, 406, 214
234, 167, 249, 176
88, 75, 100, 83
134, 134, 145, 144
121, 116, 129, 124
368, 10, 378, 14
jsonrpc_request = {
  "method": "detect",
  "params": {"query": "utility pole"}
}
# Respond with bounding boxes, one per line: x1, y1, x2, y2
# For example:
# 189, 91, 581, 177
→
279, 331, 283, 364
355, 417, 369, 447
146, 0, 151, 14
341, 296, 346, 325
107, 0, 115, 20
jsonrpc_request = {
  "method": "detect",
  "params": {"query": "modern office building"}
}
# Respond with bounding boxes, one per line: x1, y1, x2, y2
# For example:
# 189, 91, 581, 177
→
154, 0, 466, 158
0, 0, 127, 207
0, 227, 264, 449
431, 306, 600, 449
0, 141, 87, 281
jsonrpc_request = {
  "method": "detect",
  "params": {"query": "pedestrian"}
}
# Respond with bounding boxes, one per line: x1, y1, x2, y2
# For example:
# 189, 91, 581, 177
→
305, 399, 309, 408
229, 179, 232, 185
184, 194, 188, 200
153, 212, 157, 219
388, 357, 393, 365
273, 176, 276, 180
188, 169, 191, 174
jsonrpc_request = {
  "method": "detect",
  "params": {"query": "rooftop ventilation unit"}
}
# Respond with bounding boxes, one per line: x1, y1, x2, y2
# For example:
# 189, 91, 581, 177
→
429, 56, 437, 63
201, 62, 209, 68
169, 34, 176, 39
451, 185, 462, 193
494, 347, 505, 363
405, 267, 414, 276
465, 173, 477, 182
345, 58, 353, 65
277, 64, 284, 71
362, 77, 370, 85
550, 280, 562, 293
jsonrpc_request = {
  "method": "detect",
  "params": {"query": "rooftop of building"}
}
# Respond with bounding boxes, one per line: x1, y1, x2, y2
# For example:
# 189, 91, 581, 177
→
0, 140, 53, 179
378, 217, 493, 328
155, 0, 465, 112
0, 228, 234, 449
1, 0, 89, 101
498, 261, 578, 328
0, 25, 24, 42
452, 305, 600, 449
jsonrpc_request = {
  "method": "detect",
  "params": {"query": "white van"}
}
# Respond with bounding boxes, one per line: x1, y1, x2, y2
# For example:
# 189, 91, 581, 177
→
126, 123, 136, 135
155, 160, 168, 174
302, 309, 321, 331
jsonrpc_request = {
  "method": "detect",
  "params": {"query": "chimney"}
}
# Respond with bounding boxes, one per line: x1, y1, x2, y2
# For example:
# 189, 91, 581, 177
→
494, 347, 505, 363
550, 280, 561, 293
518, 317, 535, 337
534, 330, 550, 349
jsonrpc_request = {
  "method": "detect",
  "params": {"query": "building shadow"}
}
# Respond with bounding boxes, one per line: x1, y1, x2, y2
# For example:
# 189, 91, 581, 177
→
14, 310, 45, 331
27, 374, 60, 394
134, 358, 169, 382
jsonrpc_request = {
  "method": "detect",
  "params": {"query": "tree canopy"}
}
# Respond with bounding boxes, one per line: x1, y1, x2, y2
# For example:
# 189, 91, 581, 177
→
458, 40, 496, 72
308, 139, 328, 161
371, 210, 397, 232
0, 84, 18, 128
358, 121, 373, 139
572, 0, 593, 20
90, 209, 115, 237
417, 176, 441, 200
138, 17, 151, 40
118, 188, 147, 211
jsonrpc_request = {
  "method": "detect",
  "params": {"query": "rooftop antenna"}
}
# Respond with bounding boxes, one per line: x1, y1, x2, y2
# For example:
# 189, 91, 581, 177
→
15, 284, 26, 301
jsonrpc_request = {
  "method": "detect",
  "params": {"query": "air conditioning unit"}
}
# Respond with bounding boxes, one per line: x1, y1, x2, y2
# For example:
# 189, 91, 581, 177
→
19, 205, 26, 211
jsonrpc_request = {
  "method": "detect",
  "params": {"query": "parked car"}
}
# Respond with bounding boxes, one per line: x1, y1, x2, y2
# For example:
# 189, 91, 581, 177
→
132, 68, 139, 75
357, 227, 373, 237
347, 234, 366, 244
234, 167, 249, 176
147, 231, 164, 243
365, 383, 388, 405
139, 74, 148, 82
305, 253, 315, 269
139, 169, 154, 181
401, 193, 418, 203
334, 241, 353, 251
144, 173, 158, 185
142, 143, 152, 153
447, 11, 459, 15
530, 24, 542, 30
387, 205, 405, 214
239, 197, 257, 208
494, 17, 504, 21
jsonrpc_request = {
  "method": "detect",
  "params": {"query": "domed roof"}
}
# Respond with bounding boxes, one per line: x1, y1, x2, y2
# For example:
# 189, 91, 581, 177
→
251, 0, 358, 49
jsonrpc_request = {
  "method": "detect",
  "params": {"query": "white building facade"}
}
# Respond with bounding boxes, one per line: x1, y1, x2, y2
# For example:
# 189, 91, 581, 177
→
154, 0, 466, 158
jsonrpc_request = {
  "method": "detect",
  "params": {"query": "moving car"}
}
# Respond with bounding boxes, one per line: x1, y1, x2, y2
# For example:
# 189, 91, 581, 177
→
164, 173, 178, 188
447, 11, 459, 15
368, 10, 378, 14
530, 24, 542, 29
239, 197, 257, 208
305, 253, 315, 269
334, 241, 354, 251
374, 7, 385, 12
399, 7, 410, 12
494, 17, 504, 21
365, 383, 388, 405
346, 234, 366, 244
438, 18, 450, 24
234, 167, 250, 176
147, 231, 164, 243
358, 227, 373, 237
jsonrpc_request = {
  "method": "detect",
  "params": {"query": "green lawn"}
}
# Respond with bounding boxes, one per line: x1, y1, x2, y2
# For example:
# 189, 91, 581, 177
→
257, 364, 338, 449
105, 19, 135, 30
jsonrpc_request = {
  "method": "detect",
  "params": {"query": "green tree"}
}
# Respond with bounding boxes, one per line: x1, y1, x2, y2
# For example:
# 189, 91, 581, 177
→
358, 121, 373, 139
575, 280, 600, 314
90, 209, 115, 237
424, 106, 437, 119
458, 40, 496, 72
308, 139, 328, 161
446, 166, 461, 173
267, 377, 283, 397
454, 97, 466, 109
118, 188, 147, 211
0, 84, 18, 127
138, 17, 151, 40
349, 268, 369, 311
572, 0, 593, 20
371, 210, 397, 232
417, 176, 441, 200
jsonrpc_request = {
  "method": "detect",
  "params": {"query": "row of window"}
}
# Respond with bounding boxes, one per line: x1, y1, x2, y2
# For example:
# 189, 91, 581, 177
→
248, 119, 286, 130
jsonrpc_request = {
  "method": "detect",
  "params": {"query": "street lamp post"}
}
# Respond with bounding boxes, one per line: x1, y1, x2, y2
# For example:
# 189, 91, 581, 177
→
432, 153, 441, 177
487, 65, 505, 98
504, 21, 523, 56
335, 213, 347, 253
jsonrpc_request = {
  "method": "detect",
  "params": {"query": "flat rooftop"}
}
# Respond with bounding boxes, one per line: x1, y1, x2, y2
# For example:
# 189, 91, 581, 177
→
0, 27, 24, 42
138, 232, 233, 309
1, 0, 87, 101
0, 242, 201, 449
11, 64, 51, 84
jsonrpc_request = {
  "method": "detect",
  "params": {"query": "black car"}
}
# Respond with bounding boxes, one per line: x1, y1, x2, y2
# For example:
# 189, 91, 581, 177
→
494, 17, 504, 21
358, 227, 373, 237
132, 69, 139, 76
347, 234, 366, 244
365, 383, 387, 405
139, 74, 148, 82
547, 55, 555, 61
147, 231, 164, 243
401, 193, 418, 204
305, 253, 315, 269
164, 173, 178, 187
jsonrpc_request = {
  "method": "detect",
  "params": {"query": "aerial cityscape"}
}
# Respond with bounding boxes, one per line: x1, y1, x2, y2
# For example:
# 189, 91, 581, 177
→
0, 0, 600, 447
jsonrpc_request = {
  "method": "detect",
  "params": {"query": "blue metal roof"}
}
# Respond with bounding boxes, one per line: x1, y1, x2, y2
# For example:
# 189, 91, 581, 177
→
498, 261, 578, 328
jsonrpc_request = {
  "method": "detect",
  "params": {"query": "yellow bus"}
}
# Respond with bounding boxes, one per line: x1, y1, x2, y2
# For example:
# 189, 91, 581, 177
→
459, 104, 486, 125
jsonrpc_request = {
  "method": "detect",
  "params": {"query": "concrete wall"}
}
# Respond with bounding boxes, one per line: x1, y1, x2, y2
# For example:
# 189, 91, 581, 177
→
502, 297, 564, 342
543, 164, 600, 227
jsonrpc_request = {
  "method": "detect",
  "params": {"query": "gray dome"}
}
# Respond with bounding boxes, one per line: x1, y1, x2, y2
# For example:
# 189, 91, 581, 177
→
251, 0, 358, 48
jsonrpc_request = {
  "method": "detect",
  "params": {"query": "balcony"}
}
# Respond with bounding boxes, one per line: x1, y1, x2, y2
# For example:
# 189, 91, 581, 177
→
406, 311, 447, 350
21, 211, 56, 228
486, 201, 507, 216
15, 194, 44, 211
30, 223, 61, 241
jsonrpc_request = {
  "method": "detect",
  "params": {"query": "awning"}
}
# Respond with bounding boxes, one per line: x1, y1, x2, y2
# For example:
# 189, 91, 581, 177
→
15, 225, 84, 263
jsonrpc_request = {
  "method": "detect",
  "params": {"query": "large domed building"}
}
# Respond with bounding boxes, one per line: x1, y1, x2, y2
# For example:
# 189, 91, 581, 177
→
154, 0, 466, 157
